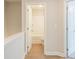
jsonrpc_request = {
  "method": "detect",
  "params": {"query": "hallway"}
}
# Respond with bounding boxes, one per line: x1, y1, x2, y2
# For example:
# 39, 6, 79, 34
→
4, 0, 75, 59
25, 44, 64, 59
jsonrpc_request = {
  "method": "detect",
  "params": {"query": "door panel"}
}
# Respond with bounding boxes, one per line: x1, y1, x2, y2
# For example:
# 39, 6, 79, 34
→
26, 6, 32, 53
67, 1, 75, 58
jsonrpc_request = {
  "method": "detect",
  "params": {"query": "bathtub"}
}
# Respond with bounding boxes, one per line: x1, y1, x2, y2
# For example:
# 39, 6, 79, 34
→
4, 32, 25, 59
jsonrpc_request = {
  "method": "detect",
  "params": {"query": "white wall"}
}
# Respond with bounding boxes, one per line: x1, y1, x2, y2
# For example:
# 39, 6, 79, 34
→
44, 0, 65, 57
4, 32, 25, 59
4, 1, 26, 59
32, 7, 44, 36
32, 7, 44, 44
4, 2, 22, 38
24, 0, 65, 57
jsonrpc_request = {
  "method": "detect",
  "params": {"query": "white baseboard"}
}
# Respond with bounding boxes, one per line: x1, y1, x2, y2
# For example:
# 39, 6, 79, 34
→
23, 53, 26, 59
68, 52, 75, 59
32, 36, 44, 44
44, 51, 65, 57
23, 51, 29, 59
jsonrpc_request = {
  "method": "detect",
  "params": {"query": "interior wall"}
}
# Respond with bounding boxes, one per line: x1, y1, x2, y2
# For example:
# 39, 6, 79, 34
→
25, 0, 65, 57
32, 7, 44, 36
44, 0, 64, 56
4, 32, 25, 59
4, 1, 22, 38
32, 7, 44, 44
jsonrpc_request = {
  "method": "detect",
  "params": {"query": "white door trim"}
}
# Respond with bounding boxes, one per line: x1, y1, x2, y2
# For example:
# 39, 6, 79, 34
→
25, 2, 47, 55
64, 0, 68, 57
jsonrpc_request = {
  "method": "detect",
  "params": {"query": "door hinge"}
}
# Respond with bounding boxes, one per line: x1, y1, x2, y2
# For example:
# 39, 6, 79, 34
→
27, 27, 29, 30
27, 9, 29, 12
27, 46, 29, 48
67, 49, 69, 51
66, 27, 68, 30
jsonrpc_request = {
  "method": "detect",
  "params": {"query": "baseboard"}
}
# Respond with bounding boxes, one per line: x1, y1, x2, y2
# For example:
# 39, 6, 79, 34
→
32, 36, 43, 44
23, 52, 26, 59
68, 52, 75, 59
44, 51, 65, 57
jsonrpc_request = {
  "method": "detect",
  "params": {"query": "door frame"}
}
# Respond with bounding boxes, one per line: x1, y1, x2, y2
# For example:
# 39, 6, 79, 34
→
26, 5, 33, 54
66, 0, 75, 58
64, 0, 74, 57
25, 2, 47, 55
63, 0, 67, 57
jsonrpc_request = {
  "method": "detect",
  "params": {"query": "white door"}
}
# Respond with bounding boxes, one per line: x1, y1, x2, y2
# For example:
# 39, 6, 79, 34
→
26, 5, 32, 53
67, 0, 75, 58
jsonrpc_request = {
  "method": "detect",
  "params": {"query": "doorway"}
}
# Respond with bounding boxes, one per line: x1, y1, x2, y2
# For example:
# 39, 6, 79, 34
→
32, 5, 44, 45
26, 4, 45, 55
